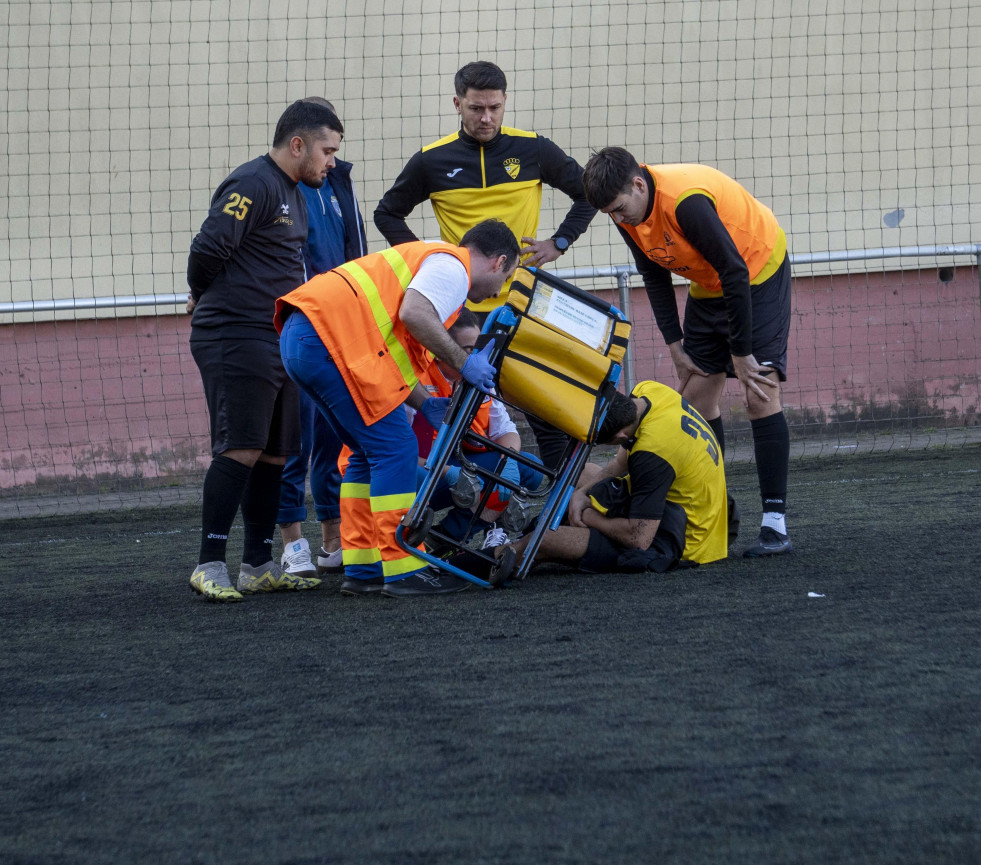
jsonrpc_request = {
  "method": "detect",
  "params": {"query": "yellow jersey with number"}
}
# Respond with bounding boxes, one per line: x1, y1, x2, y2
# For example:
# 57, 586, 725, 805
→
627, 381, 729, 563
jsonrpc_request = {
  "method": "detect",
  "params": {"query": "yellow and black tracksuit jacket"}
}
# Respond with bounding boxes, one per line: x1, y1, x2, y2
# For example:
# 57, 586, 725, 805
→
374, 126, 596, 311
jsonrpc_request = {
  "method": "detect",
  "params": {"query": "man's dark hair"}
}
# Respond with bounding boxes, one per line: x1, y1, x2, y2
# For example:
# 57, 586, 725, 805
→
581, 147, 644, 210
303, 95, 337, 114
454, 61, 508, 97
595, 391, 638, 444
449, 308, 481, 337
460, 219, 520, 271
272, 100, 344, 148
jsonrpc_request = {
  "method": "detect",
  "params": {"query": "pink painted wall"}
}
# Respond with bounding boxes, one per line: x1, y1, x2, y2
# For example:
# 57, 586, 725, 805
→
617, 265, 981, 432
1, 315, 210, 492
1, 266, 979, 492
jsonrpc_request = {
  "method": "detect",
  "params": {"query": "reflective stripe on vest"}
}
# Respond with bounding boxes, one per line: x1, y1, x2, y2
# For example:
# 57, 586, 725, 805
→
276, 241, 470, 425
336, 249, 418, 392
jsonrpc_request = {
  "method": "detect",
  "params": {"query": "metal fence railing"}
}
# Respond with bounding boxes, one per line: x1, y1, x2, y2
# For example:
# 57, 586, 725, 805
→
4, 244, 979, 396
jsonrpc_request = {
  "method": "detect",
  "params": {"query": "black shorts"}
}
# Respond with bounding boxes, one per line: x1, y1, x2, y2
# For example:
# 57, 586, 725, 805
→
578, 501, 688, 574
190, 336, 301, 458
682, 254, 791, 381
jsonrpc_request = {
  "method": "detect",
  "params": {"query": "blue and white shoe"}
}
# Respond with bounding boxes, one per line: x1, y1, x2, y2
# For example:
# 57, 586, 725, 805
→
281, 538, 317, 577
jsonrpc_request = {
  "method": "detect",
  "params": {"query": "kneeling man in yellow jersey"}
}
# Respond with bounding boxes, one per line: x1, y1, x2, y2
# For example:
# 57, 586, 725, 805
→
489, 381, 733, 575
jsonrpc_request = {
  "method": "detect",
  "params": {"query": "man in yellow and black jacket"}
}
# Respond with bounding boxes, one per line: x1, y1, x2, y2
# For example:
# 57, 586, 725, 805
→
374, 61, 595, 314
374, 61, 596, 468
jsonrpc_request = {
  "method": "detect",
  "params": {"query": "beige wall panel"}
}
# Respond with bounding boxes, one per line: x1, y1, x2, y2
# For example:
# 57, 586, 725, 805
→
1, 0, 978, 313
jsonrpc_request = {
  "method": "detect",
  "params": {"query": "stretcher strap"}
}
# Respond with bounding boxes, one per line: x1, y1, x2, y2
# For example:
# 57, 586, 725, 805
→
501, 348, 604, 394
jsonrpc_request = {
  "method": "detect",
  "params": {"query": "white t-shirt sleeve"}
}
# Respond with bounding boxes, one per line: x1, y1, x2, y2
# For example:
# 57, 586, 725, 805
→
406, 253, 469, 322
487, 398, 518, 441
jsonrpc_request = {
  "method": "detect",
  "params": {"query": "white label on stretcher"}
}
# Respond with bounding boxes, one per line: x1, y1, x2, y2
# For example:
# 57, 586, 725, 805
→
528, 284, 613, 351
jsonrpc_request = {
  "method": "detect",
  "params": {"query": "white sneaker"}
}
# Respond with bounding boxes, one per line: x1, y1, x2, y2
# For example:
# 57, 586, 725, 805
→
317, 546, 344, 574
280, 538, 317, 577
482, 523, 510, 550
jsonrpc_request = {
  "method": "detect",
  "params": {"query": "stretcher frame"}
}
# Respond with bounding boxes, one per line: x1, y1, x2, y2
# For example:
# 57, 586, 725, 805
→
396, 266, 631, 588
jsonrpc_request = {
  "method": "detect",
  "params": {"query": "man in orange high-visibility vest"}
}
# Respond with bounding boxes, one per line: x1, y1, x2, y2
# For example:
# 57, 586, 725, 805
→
582, 147, 793, 558
275, 219, 519, 597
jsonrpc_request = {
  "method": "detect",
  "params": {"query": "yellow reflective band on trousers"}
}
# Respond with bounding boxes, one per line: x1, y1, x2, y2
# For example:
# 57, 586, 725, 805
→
383, 554, 426, 577
342, 548, 382, 566
340, 481, 383, 577
337, 256, 418, 390
371, 491, 425, 577
370, 491, 415, 512
340, 481, 370, 499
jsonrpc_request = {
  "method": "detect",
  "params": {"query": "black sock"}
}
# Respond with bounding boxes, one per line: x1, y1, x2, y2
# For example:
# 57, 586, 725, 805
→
240, 460, 285, 567
751, 412, 789, 515
199, 455, 252, 564
707, 415, 726, 457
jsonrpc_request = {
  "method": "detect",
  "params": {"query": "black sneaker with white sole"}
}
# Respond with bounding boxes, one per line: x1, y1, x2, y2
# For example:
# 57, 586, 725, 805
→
742, 527, 793, 558
380, 568, 472, 597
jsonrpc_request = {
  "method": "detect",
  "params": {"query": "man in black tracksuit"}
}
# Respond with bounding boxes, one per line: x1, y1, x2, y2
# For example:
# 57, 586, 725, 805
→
186, 99, 344, 602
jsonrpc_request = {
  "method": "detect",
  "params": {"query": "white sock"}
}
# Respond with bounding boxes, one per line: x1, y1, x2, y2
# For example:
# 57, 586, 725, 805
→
761, 512, 787, 535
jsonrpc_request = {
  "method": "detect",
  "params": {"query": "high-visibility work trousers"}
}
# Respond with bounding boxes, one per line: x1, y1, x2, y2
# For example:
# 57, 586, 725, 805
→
280, 312, 425, 582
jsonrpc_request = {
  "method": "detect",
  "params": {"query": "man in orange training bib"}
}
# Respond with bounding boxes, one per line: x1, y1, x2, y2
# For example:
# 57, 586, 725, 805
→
582, 147, 792, 557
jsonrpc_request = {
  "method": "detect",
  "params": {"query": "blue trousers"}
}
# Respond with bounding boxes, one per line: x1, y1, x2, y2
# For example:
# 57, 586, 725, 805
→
277, 386, 343, 525
280, 311, 425, 581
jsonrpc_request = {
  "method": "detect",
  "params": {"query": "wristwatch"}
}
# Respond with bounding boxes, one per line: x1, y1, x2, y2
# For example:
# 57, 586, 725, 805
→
552, 235, 570, 253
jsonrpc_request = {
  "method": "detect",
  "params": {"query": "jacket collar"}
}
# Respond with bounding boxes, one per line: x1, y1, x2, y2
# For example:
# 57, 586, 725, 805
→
458, 127, 504, 149
328, 158, 354, 179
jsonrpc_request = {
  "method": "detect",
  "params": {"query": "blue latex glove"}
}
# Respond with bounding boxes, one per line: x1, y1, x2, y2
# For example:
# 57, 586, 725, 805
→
419, 396, 451, 430
460, 342, 496, 393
